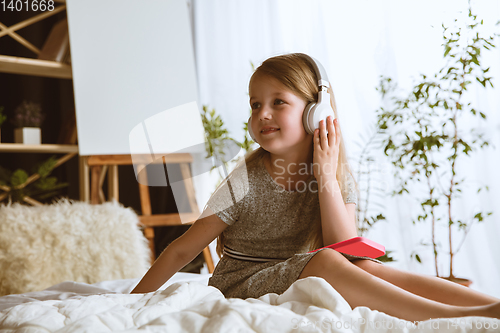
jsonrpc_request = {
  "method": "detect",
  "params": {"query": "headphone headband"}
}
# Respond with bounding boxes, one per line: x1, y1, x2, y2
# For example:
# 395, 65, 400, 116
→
295, 53, 330, 90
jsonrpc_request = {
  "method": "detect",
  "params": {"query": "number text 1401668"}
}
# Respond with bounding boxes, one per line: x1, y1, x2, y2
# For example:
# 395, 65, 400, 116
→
1, 0, 55, 12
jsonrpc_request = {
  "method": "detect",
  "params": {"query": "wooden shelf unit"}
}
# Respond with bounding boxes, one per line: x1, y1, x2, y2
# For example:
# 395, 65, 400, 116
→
0, 143, 78, 153
0, 3, 80, 198
0, 55, 72, 79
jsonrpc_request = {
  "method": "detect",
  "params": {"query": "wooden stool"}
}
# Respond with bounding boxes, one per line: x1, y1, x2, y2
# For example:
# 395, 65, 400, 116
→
81, 153, 215, 273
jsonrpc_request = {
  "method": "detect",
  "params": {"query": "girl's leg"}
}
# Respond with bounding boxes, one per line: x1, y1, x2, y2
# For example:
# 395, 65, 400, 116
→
352, 259, 500, 306
298, 249, 500, 322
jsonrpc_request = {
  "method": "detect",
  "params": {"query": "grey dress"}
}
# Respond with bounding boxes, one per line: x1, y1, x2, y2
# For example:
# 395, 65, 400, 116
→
206, 155, 383, 299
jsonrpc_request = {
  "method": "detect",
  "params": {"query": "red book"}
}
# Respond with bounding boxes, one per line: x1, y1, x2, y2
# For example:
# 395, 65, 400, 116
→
308, 237, 385, 259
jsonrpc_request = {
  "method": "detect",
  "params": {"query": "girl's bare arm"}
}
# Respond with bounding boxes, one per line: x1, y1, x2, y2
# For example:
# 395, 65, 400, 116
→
318, 179, 358, 246
314, 117, 358, 246
131, 207, 228, 293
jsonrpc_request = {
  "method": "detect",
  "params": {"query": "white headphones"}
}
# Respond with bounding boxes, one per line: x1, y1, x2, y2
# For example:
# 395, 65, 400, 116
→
248, 53, 335, 144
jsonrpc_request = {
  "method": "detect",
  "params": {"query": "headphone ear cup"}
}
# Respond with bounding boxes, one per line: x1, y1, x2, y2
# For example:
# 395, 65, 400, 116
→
248, 116, 258, 143
303, 97, 335, 136
302, 102, 316, 135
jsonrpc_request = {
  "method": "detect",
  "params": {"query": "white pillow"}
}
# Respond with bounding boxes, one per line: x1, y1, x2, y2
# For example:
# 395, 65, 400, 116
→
0, 199, 150, 296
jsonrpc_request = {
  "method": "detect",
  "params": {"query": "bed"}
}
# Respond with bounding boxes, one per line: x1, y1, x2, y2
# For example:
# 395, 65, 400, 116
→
1, 202, 498, 332
1, 272, 499, 332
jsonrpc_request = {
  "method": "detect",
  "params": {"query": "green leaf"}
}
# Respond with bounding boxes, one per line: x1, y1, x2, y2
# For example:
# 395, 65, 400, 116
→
444, 45, 452, 57
35, 177, 58, 190
11, 169, 28, 187
37, 156, 58, 178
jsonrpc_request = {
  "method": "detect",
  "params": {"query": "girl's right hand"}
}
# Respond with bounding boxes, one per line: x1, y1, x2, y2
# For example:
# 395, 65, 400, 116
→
313, 116, 340, 186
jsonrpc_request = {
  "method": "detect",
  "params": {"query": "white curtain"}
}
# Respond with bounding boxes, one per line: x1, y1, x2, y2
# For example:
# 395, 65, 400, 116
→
190, 0, 500, 297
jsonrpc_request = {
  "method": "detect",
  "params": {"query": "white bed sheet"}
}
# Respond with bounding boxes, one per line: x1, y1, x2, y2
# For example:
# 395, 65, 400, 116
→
0, 274, 499, 332
0, 272, 209, 313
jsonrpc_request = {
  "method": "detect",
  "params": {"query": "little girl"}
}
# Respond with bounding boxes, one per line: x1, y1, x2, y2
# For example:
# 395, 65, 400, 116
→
131, 53, 500, 322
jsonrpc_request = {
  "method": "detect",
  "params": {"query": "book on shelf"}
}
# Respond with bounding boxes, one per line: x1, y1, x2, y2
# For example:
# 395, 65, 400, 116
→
38, 18, 71, 64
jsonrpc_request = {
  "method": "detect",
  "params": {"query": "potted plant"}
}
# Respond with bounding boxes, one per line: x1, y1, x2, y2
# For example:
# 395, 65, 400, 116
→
201, 105, 254, 187
0, 106, 6, 143
12, 100, 45, 145
374, 5, 498, 286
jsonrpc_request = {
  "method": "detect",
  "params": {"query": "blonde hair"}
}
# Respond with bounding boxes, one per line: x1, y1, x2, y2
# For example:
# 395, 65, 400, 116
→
213, 53, 359, 259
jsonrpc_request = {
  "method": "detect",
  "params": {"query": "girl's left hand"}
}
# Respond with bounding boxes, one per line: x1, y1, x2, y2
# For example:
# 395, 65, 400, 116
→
313, 116, 340, 185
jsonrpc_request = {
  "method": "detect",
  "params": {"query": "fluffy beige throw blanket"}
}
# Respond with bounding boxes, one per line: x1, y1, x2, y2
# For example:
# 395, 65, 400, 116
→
0, 199, 150, 296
